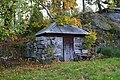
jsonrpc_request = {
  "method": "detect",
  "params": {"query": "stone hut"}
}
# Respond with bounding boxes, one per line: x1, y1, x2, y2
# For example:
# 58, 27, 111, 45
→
33, 22, 89, 62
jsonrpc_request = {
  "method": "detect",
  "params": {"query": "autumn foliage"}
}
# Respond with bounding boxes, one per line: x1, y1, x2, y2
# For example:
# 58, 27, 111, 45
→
56, 16, 82, 28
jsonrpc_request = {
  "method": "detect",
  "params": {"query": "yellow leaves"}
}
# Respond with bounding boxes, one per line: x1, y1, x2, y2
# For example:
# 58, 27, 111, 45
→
86, 30, 97, 42
56, 16, 82, 28
89, 30, 97, 41
69, 0, 78, 10
84, 30, 97, 49
56, 16, 65, 26
69, 18, 82, 28
64, 16, 70, 22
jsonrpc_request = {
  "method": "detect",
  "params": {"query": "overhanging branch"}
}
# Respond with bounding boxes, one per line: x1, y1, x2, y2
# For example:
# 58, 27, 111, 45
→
39, 3, 55, 22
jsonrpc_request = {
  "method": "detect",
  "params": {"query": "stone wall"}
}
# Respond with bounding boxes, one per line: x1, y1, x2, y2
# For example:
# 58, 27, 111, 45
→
26, 36, 85, 62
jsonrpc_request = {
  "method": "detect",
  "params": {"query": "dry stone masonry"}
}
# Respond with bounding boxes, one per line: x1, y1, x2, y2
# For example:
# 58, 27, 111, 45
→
26, 37, 85, 62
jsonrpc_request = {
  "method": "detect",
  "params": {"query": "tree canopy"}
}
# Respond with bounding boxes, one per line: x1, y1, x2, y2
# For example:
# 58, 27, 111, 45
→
0, 0, 119, 40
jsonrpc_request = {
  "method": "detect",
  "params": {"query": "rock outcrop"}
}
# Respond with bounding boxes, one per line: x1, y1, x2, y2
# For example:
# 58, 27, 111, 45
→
93, 13, 120, 31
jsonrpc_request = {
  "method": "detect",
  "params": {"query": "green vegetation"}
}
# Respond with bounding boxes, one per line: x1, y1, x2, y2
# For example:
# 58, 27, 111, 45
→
0, 58, 120, 80
0, 1, 120, 79
0, 0, 119, 40
100, 46, 120, 58
84, 30, 97, 49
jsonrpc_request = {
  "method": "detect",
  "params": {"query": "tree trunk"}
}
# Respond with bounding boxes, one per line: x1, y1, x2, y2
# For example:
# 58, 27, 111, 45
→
18, 0, 22, 20
14, 10, 16, 27
83, 0, 85, 12
97, 0, 102, 13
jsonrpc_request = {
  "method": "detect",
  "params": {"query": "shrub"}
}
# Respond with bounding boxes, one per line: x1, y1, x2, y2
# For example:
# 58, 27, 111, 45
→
100, 46, 120, 58
100, 47, 113, 57
0, 41, 26, 61
113, 49, 120, 57
84, 30, 97, 49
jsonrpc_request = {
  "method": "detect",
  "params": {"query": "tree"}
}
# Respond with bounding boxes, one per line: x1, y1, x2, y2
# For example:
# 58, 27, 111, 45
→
97, 0, 102, 13
86, 0, 102, 13
0, 0, 16, 27
103, 0, 120, 8
49, 0, 82, 27
0, 0, 31, 40
51, 0, 78, 16
83, 0, 85, 12
56, 16, 82, 28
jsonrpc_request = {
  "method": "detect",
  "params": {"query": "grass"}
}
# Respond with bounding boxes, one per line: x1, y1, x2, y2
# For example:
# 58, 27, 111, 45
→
0, 58, 120, 80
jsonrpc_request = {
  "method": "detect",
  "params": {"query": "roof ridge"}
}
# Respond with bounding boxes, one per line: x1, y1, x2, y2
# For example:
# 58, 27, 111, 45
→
48, 22, 57, 30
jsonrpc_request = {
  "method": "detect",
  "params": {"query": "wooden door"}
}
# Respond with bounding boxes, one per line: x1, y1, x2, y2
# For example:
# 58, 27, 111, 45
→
63, 36, 74, 61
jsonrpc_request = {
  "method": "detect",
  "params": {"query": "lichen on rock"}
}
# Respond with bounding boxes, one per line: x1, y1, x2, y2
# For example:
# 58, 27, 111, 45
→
93, 14, 112, 30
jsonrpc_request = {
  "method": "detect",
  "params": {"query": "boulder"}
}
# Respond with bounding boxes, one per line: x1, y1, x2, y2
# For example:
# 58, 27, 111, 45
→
93, 14, 112, 30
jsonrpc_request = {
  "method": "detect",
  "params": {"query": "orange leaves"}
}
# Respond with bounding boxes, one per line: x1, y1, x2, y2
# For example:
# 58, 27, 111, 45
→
51, 0, 78, 15
65, 1, 71, 11
66, 0, 78, 10
63, 0, 77, 10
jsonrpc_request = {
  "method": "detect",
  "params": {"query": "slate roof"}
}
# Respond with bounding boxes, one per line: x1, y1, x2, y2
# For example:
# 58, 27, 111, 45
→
36, 22, 89, 36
